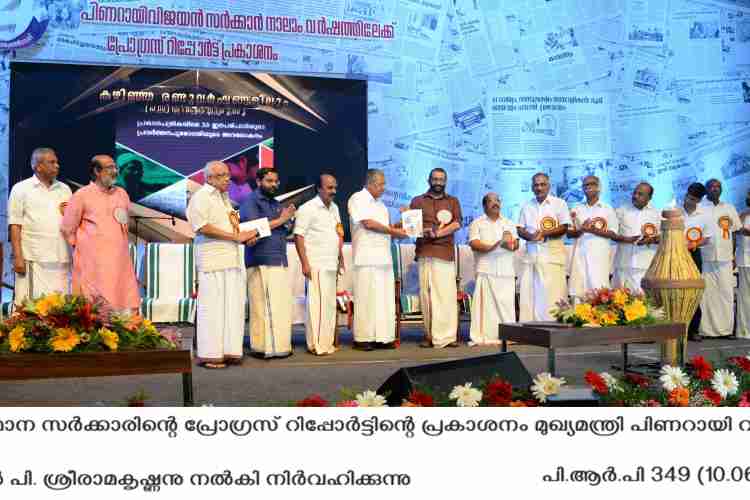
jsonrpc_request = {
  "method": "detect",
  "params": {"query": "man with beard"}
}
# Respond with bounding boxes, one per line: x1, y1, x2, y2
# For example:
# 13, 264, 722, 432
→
517, 172, 571, 321
240, 168, 296, 358
61, 155, 140, 314
468, 192, 519, 345
567, 175, 618, 302
612, 182, 660, 294
699, 178, 741, 338
294, 174, 344, 355
736, 188, 750, 338
409, 168, 463, 348
8, 147, 72, 305
678, 182, 712, 341
187, 161, 257, 369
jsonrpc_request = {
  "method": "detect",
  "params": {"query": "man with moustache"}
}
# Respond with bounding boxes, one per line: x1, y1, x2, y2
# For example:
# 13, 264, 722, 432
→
294, 173, 345, 355
678, 182, 713, 341
468, 192, 519, 345
699, 178, 741, 338
567, 175, 618, 301
186, 161, 257, 369
736, 188, 750, 339
348, 169, 408, 350
241, 168, 296, 358
517, 172, 571, 321
612, 182, 661, 294
409, 168, 463, 348
61, 155, 140, 313
8, 147, 72, 305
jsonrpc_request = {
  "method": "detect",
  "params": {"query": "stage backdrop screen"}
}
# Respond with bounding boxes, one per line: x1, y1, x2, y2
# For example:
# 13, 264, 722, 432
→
10, 62, 366, 228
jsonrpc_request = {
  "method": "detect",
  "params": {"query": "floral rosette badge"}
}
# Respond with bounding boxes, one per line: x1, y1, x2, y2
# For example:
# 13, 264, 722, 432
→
336, 223, 344, 237
436, 209, 452, 228
540, 216, 557, 231
686, 226, 702, 243
58, 201, 68, 216
641, 222, 657, 238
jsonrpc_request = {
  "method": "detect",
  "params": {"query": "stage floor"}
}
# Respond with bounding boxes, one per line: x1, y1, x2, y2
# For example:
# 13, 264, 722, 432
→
2, 323, 749, 406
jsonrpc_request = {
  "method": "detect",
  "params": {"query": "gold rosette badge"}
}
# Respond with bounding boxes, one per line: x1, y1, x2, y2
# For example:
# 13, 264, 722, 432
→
59, 201, 68, 216
540, 216, 557, 231
591, 217, 608, 231
686, 226, 702, 243
336, 223, 344, 237
718, 215, 731, 239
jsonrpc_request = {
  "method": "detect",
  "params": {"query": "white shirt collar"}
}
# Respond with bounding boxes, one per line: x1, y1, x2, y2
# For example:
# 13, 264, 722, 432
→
361, 187, 376, 202
31, 175, 60, 189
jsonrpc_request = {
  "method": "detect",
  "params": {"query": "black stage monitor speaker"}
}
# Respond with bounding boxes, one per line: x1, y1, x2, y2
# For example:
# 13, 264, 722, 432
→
377, 352, 532, 406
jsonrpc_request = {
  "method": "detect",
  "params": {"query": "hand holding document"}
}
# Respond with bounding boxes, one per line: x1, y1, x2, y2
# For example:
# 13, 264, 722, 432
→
401, 209, 423, 239
239, 217, 271, 238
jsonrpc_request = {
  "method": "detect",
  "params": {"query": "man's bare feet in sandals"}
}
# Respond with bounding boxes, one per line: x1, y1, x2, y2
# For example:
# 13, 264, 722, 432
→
203, 362, 226, 369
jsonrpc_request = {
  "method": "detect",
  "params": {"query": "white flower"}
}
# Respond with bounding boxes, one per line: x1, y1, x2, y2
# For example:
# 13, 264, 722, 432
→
449, 383, 483, 407
530, 373, 566, 403
600, 372, 621, 392
710, 369, 739, 399
659, 365, 689, 392
355, 390, 387, 407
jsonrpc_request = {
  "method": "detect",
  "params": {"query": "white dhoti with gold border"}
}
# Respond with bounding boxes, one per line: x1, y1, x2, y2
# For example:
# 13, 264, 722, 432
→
470, 273, 515, 345
196, 267, 245, 364
700, 261, 735, 337
352, 265, 395, 343
305, 269, 338, 355
519, 261, 566, 322
418, 257, 458, 348
248, 265, 292, 358
14, 261, 70, 306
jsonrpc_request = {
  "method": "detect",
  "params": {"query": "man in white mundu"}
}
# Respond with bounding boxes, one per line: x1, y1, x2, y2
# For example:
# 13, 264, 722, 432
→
736, 188, 750, 339
517, 173, 571, 321
567, 175, 618, 301
8, 148, 72, 305
347, 169, 407, 350
468, 193, 519, 345
699, 179, 741, 338
612, 182, 660, 294
186, 161, 257, 369
294, 174, 344, 355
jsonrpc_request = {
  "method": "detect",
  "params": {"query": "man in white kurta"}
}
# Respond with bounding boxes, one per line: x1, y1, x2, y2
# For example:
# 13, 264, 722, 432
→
294, 174, 344, 355
186, 161, 257, 368
517, 173, 571, 321
8, 148, 72, 305
348, 169, 407, 350
468, 193, 518, 345
568, 176, 618, 300
699, 179, 742, 338
736, 188, 750, 339
613, 183, 660, 294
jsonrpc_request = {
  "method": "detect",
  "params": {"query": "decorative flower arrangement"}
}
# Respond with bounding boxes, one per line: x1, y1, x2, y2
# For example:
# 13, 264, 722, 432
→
552, 287, 663, 327
0, 293, 177, 353
584, 354, 750, 407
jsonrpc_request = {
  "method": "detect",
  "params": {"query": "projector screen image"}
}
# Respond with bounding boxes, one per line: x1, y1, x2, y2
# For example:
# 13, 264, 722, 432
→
9, 62, 367, 224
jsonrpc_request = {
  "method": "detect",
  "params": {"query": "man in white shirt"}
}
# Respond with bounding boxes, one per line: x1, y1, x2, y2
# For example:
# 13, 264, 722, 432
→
699, 179, 742, 338
347, 169, 407, 350
294, 174, 344, 355
736, 188, 750, 339
468, 192, 519, 345
679, 183, 712, 341
612, 182, 660, 294
186, 161, 257, 369
517, 173, 571, 321
8, 148, 72, 305
567, 175, 618, 301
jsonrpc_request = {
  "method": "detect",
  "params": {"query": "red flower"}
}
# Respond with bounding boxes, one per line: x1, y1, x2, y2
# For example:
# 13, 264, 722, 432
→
484, 378, 514, 407
597, 288, 612, 304
739, 392, 750, 407
296, 394, 328, 407
47, 313, 71, 328
584, 370, 609, 395
406, 390, 434, 407
625, 373, 650, 388
78, 302, 97, 330
689, 355, 714, 381
728, 356, 750, 373
702, 388, 722, 406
